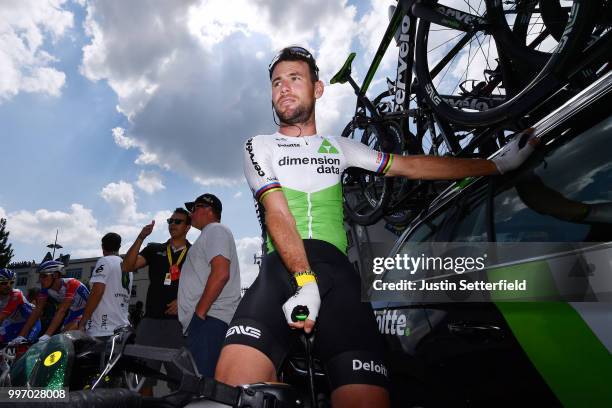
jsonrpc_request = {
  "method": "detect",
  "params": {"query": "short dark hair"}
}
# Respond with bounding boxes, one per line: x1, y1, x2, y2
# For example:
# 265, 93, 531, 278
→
269, 46, 319, 83
173, 207, 191, 224
102, 232, 121, 252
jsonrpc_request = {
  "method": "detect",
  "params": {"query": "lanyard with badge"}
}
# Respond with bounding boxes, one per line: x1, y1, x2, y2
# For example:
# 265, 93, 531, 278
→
164, 244, 187, 286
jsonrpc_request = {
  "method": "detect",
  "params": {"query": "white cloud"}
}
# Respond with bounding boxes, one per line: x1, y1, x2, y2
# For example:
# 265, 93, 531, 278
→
233, 191, 243, 199
4, 204, 100, 249
100, 181, 146, 222
235, 236, 262, 287
0, 0, 73, 102
136, 171, 165, 194
79, 0, 362, 185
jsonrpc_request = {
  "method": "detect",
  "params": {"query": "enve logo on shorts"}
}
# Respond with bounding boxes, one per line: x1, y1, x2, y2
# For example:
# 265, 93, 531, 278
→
226, 325, 261, 339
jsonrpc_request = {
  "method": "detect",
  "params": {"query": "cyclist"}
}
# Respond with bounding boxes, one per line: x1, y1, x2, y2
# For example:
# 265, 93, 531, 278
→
17, 260, 90, 343
0, 268, 41, 344
215, 46, 537, 407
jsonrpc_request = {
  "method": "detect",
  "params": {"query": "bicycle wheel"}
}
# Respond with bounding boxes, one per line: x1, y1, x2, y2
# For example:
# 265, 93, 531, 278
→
341, 120, 396, 226
414, 0, 597, 127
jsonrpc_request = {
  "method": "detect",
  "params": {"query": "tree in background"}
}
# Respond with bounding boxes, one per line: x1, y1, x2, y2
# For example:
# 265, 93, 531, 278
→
0, 218, 14, 267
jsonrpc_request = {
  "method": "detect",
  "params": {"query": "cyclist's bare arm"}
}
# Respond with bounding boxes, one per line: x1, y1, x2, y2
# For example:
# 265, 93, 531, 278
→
45, 298, 72, 335
262, 191, 311, 275
387, 155, 498, 179
387, 128, 538, 179
261, 191, 314, 331
17, 297, 45, 337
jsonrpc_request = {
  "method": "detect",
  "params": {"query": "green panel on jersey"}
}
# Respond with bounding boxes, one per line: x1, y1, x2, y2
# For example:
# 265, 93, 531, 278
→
266, 184, 347, 254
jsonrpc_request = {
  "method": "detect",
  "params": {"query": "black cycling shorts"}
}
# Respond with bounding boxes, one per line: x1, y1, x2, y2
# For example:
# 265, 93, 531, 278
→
224, 239, 389, 390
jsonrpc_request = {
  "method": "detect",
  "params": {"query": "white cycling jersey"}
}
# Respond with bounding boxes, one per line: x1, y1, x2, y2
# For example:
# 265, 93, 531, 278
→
243, 133, 394, 254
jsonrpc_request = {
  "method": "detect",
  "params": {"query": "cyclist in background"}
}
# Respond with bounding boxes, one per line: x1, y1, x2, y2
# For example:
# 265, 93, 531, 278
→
0, 268, 41, 344
215, 46, 537, 407
17, 260, 89, 343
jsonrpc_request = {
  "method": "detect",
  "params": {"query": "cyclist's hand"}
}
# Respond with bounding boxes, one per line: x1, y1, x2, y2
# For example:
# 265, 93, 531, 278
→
492, 128, 539, 174
7, 336, 27, 346
37, 334, 51, 343
282, 280, 320, 334
138, 220, 155, 240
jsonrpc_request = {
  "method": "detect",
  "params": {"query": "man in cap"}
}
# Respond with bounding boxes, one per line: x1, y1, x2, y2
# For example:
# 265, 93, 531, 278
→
178, 194, 241, 377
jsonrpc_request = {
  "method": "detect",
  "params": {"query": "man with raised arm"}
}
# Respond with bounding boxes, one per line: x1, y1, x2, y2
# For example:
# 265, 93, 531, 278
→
122, 208, 192, 395
215, 46, 537, 407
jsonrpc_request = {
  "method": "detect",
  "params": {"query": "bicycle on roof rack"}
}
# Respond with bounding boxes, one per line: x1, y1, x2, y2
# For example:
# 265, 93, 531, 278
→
332, 0, 610, 227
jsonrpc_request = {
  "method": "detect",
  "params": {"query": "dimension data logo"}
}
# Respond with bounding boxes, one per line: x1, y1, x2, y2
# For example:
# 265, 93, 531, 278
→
318, 138, 339, 154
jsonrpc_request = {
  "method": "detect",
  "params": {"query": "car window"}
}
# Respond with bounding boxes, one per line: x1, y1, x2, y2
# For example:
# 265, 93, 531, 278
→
493, 114, 612, 242
448, 185, 489, 242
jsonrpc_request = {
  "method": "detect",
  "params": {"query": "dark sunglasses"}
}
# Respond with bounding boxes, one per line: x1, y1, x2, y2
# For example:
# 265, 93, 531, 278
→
167, 218, 187, 225
191, 204, 210, 212
0, 281, 13, 286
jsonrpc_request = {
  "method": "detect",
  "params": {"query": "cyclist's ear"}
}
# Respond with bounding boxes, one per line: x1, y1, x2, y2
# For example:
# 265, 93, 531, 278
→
314, 80, 324, 100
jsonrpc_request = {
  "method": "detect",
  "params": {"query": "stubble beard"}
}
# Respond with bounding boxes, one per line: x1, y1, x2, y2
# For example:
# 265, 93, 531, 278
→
274, 99, 315, 125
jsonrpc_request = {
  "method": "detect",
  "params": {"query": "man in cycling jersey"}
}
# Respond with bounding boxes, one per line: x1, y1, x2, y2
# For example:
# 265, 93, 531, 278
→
78, 233, 132, 339
0, 268, 41, 343
17, 260, 90, 343
215, 46, 537, 407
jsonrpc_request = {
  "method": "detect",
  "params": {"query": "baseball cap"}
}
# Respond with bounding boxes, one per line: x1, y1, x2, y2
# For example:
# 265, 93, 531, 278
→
185, 193, 222, 215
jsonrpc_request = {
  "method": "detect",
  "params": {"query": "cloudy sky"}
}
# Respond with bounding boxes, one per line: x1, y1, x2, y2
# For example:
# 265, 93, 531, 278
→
0, 0, 403, 284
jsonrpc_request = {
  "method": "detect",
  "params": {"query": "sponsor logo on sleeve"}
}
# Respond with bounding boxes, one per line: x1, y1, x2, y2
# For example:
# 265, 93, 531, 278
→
246, 138, 266, 177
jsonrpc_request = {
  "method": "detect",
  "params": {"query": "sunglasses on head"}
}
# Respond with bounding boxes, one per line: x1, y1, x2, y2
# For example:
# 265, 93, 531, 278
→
268, 46, 319, 78
167, 218, 186, 225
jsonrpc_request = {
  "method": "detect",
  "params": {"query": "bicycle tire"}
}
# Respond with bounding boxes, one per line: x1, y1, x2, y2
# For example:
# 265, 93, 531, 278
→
414, 0, 597, 127
487, 0, 574, 68
341, 120, 394, 226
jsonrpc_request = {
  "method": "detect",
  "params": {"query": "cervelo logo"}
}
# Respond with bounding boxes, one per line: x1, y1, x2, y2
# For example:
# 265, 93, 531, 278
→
245, 138, 265, 177
226, 325, 261, 339
352, 360, 388, 377
437, 6, 486, 26
394, 14, 411, 108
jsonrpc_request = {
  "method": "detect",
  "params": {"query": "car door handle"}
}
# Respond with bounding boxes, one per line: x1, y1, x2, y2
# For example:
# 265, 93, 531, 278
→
448, 322, 504, 341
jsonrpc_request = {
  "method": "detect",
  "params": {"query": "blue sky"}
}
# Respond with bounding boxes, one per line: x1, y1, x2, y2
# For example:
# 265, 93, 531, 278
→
0, 0, 401, 283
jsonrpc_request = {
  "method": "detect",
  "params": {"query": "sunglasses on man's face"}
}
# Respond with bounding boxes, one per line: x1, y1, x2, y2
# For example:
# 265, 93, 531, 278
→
167, 218, 186, 225
190, 204, 210, 213
0, 281, 13, 286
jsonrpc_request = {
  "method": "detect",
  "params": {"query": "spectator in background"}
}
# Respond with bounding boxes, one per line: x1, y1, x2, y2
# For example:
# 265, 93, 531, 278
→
179, 194, 241, 377
122, 208, 191, 395
78, 233, 133, 339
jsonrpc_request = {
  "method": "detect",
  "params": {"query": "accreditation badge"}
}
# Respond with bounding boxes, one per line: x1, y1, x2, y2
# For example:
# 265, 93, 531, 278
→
163, 272, 172, 286
169, 264, 181, 281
